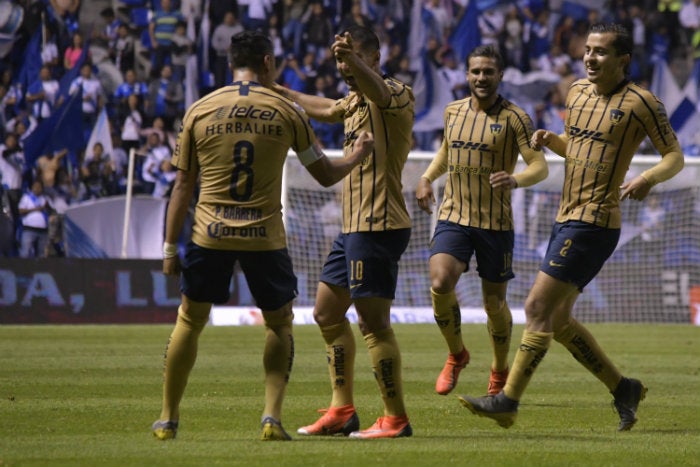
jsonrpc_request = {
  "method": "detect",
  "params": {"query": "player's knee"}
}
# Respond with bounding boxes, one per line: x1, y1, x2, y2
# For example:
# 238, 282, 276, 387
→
179, 300, 211, 331
429, 271, 455, 294
483, 294, 506, 315
263, 301, 294, 329
524, 294, 549, 324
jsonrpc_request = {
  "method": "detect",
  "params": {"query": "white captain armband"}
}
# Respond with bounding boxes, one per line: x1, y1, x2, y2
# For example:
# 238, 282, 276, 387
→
163, 242, 178, 259
297, 143, 325, 167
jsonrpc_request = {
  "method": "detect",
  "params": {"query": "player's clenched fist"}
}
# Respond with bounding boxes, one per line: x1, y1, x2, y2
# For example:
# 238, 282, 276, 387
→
353, 130, 374, 157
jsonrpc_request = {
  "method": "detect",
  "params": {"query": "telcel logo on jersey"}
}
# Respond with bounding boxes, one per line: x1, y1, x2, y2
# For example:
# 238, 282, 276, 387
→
207, 222, 267, 239
225, 103, 278, 120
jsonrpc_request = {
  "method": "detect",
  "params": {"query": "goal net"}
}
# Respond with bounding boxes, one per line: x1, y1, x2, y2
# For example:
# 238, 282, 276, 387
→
282, 151, 700, 324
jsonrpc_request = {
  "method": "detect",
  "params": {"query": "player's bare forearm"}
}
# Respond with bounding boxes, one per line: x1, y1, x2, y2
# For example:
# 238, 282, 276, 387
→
164, 169, 196, 244
307, 131, 374, 186
272, 83, 339, 122
415, 177, 435, 214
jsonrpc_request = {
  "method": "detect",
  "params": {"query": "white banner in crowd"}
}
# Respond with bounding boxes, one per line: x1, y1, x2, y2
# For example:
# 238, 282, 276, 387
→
63, 195, 167, 258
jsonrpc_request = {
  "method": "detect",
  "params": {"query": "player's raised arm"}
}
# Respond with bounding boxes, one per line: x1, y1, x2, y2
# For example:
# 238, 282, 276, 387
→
332, 32, 391, 108
272, 83, 343, 123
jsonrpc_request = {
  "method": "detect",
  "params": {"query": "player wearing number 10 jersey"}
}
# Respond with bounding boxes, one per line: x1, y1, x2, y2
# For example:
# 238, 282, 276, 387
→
274, 25, 414, 439
152, 30, 374, 442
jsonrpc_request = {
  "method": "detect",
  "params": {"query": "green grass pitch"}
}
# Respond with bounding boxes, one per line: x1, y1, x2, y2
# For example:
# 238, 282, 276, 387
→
1, 323, 699, 467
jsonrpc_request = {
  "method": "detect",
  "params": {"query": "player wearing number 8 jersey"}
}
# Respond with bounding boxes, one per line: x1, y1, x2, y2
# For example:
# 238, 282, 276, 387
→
152, 30, 374, 442
458, 23, 684, 432
274, 25, 414, 439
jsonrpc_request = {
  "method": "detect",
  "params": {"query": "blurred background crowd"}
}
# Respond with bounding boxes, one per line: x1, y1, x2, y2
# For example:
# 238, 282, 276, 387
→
0, 0, 699, 258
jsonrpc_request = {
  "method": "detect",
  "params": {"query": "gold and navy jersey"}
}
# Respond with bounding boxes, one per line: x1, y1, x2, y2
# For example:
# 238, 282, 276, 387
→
436, 96, 536, 230
558, 79, 679, 228
335, 77, 414, 232
172, 80, 316, 251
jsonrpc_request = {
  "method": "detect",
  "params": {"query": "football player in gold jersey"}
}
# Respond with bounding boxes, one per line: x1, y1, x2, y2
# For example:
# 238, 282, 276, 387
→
151, 31, 374, 442
416, 45, 548, 397
459, 23, 684, 431
274, 25, 414, 439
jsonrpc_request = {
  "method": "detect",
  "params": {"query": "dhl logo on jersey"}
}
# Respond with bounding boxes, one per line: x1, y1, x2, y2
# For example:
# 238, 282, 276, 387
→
568, 126, 609, 144
449, 140, 490, 151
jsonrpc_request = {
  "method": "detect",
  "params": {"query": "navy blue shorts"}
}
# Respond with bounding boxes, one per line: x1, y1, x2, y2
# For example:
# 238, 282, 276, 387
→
540, 221, 620, 290
430, 220, 515, 282
180, 242, 297, 310
319, 229, 411, 299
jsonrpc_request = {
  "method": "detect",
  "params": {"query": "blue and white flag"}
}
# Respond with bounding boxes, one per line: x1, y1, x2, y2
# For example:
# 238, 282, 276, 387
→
85, 107, 113, 162
15, 27, 42, 97
650, 60, 700, 152
409, 3, 458, 133
448, 0, 481, 66
23, 88, 84, 169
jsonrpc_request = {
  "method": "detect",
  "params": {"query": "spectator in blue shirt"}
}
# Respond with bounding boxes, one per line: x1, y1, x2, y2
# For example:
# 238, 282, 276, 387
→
148, 0, 185, 71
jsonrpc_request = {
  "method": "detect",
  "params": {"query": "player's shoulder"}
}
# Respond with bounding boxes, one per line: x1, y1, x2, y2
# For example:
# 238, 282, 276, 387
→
497, 95, 527, 113
384, 75, 409, 91
444, 97, 469, 113
384, 75, 415, 101
623, 80, 661, 104
568, 78, 594, 95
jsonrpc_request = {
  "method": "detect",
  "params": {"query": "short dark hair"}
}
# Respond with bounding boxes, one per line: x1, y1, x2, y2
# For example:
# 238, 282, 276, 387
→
228, 30, 273, 72
588, 23, 632, 56
467, 44, 504, 71
339, 25, 380, 55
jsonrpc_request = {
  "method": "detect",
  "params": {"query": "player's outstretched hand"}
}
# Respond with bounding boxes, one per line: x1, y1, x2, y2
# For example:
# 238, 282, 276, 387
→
530, 129, 550, 151
620, 175, 652, 201
416, 177, 435, 214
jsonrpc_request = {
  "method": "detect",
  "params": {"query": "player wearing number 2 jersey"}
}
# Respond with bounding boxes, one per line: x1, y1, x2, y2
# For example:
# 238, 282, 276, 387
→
458, 23, 684, 432
152, 30, 374, 442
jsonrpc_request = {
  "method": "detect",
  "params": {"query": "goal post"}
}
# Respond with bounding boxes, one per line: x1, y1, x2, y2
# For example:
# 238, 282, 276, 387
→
280, 151, 700, 324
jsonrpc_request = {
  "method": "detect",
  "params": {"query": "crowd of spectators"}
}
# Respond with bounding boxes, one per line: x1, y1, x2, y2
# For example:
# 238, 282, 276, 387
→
1, 0, 699, 257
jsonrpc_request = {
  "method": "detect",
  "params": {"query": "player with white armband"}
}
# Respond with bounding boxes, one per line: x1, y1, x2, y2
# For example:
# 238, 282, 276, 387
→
151, 30, 373, 442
